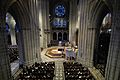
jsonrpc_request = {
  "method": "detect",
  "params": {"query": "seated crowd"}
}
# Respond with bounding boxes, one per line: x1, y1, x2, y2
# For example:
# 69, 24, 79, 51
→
95, 64, 105, 77
8, 47, 19, 63
63, 62, 95, 80
18, 62, 55, 80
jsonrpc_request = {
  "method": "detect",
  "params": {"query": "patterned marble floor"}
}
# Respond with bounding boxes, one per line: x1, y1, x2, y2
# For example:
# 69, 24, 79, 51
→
11, 60, 19, 75
54, 61, 64, 80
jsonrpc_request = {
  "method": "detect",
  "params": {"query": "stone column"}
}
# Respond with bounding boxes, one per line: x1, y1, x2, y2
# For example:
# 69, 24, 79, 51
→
77, 0, 94, 67
0, 10, 12, 80
18, 0, 41, 65
46, 0, 51, 45
35, 0, 41, 62
105, 1, 120, 80
20, 27, 32, 65
39, 0, 45, 48
34, 0, 41, 62
57, 32, 58, 40
17, 27, 25, 65
39, 0, 49, 48
44, 0, 48, 48
9, 23, 16, 45
28, 0, 41, 63
69, 0, 77, 43
39, 0, 43, 48
31, 0, 37, 63
77, 0, 87, 63
6, 13, 17, 45
62, 32, 63, 41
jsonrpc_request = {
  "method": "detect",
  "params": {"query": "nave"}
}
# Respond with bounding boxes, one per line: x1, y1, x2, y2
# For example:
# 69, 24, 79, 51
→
11, 47, 95, 80
0, 0, 120, 80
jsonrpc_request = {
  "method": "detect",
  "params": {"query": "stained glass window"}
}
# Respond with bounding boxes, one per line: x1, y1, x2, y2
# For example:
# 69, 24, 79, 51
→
55, 5, 65, 17
53, 18, 67, 28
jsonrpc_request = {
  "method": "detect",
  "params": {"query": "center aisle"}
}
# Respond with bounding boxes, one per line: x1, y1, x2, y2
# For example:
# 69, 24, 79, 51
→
41, 47, 66, 80
54, 61, 65, 80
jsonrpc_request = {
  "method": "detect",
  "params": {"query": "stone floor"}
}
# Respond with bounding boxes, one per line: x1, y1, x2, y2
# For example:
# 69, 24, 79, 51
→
11, 60, 19, 75
54, 61, 64, 80
41, 48, 53, 62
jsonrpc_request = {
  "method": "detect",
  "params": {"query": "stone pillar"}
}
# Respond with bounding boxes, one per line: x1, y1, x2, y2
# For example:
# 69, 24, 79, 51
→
36, 0, 41, 62
77, 0, 94, 67
6, 13, 17, 45
46, 0, 51, 45
31, 0, 36, 63
34, 0, 41, 62
28, 0, 41, 63
20, 27, 32, 65
9, 23, 17, 45
62, 32, 63, 41
17, 27, 25, 65
105, 1, 120, 80
43, 0, 48, 48
69, 0, 77, 43
39, 0, 49, 48
57, 32, 58, 40
39, 0, 43, 48
40, 0, 45, 48
0, 10, 12, 80
77, 0, 87, 63
18, 0, 41, 65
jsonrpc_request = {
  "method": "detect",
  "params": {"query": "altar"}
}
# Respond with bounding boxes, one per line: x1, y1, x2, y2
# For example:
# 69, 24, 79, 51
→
45, 47, 76, 59
45, 47, 65, 58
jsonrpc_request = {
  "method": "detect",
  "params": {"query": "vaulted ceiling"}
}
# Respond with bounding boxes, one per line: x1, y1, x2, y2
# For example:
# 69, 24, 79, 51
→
0, 0, 113, 26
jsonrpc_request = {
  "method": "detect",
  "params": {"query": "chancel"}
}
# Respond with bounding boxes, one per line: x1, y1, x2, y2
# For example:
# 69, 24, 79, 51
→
0, 0, 120, 80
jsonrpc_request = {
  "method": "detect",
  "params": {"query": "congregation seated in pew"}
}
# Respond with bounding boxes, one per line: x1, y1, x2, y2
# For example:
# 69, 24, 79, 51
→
8, 47, 19, 63
63, 62, 95, 80
18, 62, 55, 80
